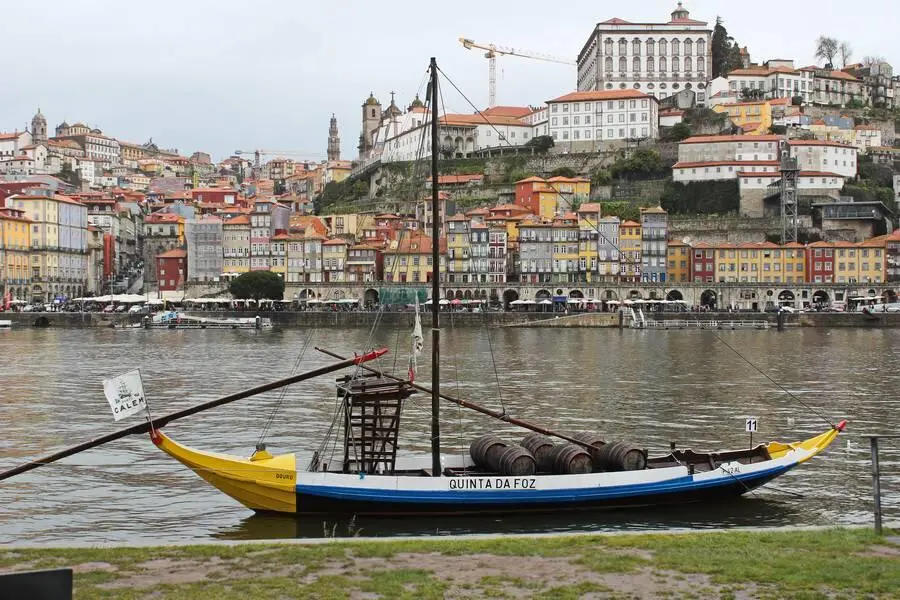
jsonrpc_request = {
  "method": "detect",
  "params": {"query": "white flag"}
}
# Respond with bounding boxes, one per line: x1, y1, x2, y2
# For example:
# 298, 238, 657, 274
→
409, 297, 424, 382
412, 297, 424, 354
102, 370, 148, 422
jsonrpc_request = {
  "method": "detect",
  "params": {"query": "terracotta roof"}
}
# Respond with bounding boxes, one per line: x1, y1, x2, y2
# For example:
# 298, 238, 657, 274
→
578, 203, 602, 212
322, 238, 349, 246
620, 220, 640, 227
0, 132, 25, 141
383, 233, 446, 255
599, 17, 631, 24
481, 106, 533, 118
728, 66, 800, 77
515, 176, 546, 184
438, 114, 526, 127
224, 215, 250, 225
145, 212, 184, 224
157, 248, 186, 259
818, 70, 858, 81
466, 207, 490, 216
490, 204, 530, 213
549, 90, 652, 103
680, 135, 782, 144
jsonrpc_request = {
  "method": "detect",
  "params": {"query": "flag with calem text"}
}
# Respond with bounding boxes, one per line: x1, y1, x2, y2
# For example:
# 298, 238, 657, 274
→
409, 298, 424, 382
102, 370, 148, 421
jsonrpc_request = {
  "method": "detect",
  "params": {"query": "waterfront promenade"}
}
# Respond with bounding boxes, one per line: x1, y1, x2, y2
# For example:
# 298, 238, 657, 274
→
4, 309, 900, 328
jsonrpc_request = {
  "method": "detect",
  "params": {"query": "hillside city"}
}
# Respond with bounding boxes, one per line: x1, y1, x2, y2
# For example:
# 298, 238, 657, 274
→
2, 2, 900, 311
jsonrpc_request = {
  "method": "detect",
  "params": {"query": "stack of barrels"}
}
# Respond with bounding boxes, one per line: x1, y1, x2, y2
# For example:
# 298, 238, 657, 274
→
469, 432, 647, 475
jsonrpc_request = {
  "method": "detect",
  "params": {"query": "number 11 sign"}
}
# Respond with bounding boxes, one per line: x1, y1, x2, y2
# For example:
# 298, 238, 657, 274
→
745, 418, 759, 433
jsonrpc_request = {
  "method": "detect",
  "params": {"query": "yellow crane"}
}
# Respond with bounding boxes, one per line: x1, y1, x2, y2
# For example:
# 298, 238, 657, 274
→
458, 37, 575, 107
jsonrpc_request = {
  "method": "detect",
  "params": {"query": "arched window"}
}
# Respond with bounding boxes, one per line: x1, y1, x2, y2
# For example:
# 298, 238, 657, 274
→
671, 39, 680, 56
697, 56, 705, 73
604, 38, 614, 55
647, 56, 655, 73
633, 56, 641, 73
659, 57, 667, 73
619, 56, 627, 72
618, 38, 628, 54
697, 39, 706, 57
605, 56, 613, 72
684, 38, 693, 57
659, 38, 668, 56
632, 38, 641, 55
672, 57, 680, 72
646, 38, 655, 55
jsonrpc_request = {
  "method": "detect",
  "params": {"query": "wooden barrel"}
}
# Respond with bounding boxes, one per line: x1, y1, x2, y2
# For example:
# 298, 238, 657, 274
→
469, 435, 508, 471
520, 433, 555, 472
598, 441, 647, 471
549, 443, 593, 475
570, 431, 606, 470
498, 445, 536, 476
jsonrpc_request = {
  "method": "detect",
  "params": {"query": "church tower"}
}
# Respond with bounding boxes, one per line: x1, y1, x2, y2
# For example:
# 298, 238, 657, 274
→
31, 108, 47, 146
358, 92, 382, 159
327, 114, 341, 161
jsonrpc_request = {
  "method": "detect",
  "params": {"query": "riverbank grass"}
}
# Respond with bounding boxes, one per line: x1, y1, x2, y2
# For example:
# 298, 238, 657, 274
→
1, 528, 897, 599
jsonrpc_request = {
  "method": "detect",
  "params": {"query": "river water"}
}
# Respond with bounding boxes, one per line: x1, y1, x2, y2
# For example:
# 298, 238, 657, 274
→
0, 326, 897, 544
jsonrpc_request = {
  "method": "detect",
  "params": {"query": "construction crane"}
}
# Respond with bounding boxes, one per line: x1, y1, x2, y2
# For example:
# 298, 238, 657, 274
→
234, 149, 326, 180
459, 37, 575, 107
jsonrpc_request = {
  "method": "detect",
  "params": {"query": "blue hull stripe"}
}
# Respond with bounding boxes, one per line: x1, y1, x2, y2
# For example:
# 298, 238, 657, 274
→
296, 464, 792, 505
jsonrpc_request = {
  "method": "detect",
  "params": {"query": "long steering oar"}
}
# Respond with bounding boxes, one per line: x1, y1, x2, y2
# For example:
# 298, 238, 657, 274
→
0, 349, 387, 482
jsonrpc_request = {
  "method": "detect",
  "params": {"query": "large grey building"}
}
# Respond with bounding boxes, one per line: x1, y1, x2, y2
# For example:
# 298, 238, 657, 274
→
640, 206, 668, 283
576, 2, 712, 105
185, 216, 223, 283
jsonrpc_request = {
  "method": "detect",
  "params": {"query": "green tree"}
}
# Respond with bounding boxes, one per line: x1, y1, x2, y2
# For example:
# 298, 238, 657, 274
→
550, 166, 577, 178
229, 271, 285, 302
57, 162, 82, 187
591, 168, 612, 186
660, 181, 740, 214
525, 135, 555, 153
670, 122, 692, 141
711, 17, 745, 78
791, 95, 804, 106
600, 201, 640, 222
609, 149, 665, 181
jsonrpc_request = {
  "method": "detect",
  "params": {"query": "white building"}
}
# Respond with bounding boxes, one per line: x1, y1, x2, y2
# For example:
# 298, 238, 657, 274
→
725, 61, 814, 104
185, 217, 224, 283
673, 135, 857, 183
576, 2, 712, 105
0, 130, 32, 161
853, 125, 882, 153
522, 106, 549, 139
546, 90, 659, 152
377, 105, 535, 163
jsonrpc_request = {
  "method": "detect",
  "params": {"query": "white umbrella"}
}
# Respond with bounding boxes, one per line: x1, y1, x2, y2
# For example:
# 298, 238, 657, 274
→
510, 299, 527, 305
539, 299, 553, 305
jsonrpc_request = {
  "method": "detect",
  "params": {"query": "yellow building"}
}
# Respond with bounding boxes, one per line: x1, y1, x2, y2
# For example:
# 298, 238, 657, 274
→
577, 203, 602, 282
714, 244, 740, 282
858, 238, 886, 283
383, 233, 446, 284
0, 208, 32, 300
619, 220, 642, 282
222, 215, 250, 274
446, 214, 471, 284
319, 213, 373, 238
551, 213, 580, 284
547, 176, 591, 213
666, 240, 691, 283
781, 242, 807, 283
712, 101, 772, 135
7, 193, 89, 301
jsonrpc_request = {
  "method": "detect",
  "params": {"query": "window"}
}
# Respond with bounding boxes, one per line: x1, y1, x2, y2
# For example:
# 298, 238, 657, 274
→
633, 56, 641, 72
619, 57, 626, 72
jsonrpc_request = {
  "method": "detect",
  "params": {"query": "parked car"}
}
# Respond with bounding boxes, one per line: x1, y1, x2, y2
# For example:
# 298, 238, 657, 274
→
102, 305, 117, 313
128, 305, 148, 314
22, 304, 37, 312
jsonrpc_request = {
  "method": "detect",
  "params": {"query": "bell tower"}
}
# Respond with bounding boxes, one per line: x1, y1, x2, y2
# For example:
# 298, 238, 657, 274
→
358, 92, 382, 159
327, 114, 341, 161
31, 108, 47, 146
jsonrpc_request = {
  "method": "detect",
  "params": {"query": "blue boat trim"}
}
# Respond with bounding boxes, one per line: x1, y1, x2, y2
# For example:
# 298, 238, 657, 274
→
295, 463, 792, 505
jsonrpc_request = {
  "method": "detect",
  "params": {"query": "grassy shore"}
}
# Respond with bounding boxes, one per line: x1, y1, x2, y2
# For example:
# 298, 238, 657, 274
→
1, 528, 898, 599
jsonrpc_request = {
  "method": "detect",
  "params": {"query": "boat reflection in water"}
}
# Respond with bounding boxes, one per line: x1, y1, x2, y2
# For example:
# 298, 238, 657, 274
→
214, 497, 804, 541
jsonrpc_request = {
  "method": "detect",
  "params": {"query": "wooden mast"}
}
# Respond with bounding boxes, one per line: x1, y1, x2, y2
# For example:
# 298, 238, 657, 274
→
429, 56, 442, 476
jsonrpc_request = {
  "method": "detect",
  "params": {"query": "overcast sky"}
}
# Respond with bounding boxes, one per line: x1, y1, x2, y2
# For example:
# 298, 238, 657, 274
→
1, 0, 896, 162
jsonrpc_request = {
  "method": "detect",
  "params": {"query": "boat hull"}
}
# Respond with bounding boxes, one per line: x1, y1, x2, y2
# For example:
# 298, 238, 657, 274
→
292, 467, 787, 516
153, 425, 842, 517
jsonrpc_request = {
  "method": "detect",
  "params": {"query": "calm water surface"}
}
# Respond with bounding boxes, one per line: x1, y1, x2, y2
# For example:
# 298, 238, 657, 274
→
0, 326, 897, 544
